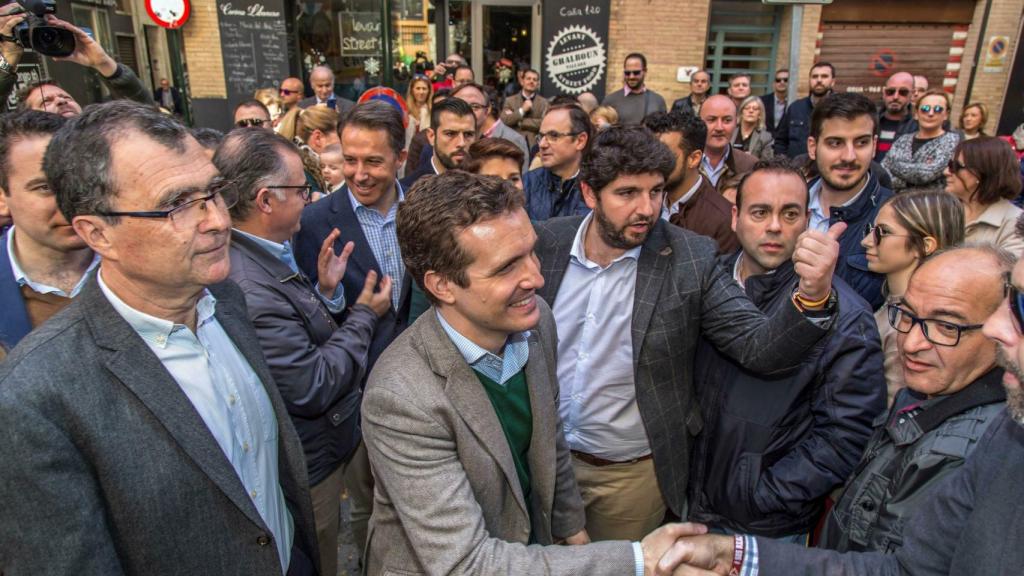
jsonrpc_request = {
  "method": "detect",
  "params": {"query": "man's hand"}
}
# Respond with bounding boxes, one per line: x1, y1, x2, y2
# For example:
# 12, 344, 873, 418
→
793, 221, 846, 303
355, 270, 392, 317
0, 4, 27, 63
561, 529, 590, 546
432, 63, 447, 79
661, 534, 735, 575
640, 522, 709, 575
317, 229, 352, 300
520, 97, 533, 114
43, 15, 117, 77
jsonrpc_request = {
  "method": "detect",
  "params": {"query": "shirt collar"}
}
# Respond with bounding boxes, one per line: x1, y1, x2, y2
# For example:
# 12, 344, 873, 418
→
808, 177, 869, 218
702, 145, 731, 172
233, 228, 289, 261
971, 200, 1017, 228
664, 176, 704, 217
569, 212, 643, 269
435, 309, 531, 382
484, 119, 502, 138
7, 225, 100, 297
97, 269, 217, 349
347, 180, 405, 215
623, 84, 647, 96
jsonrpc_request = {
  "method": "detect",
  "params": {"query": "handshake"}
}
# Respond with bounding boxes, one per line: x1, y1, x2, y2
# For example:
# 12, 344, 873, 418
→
640, 524, 739, 576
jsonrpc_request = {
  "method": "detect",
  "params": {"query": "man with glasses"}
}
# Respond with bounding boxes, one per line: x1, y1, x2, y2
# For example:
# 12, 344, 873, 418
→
523, 103, 593, 220
431, 53, 467, 92
0, 101, 320, 575
215, 128, 392, 576
760, 69, 788, 132
453, 83, 528, 169
279, 77, 305, 114
233, 99, 273, 130
671, 69, 711, 117
601, 53, 667, 126
875, 71, 918, 162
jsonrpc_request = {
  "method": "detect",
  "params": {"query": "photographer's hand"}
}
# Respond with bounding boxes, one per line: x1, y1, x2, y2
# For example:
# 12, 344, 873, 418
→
43, 14, 117, 77
0, 4, 27, 66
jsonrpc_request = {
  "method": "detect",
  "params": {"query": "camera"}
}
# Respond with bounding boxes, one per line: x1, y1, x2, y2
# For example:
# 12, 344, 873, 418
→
14, 0, 75, 57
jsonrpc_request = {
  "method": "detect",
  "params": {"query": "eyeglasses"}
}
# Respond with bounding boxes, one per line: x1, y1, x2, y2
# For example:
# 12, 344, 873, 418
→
265, 184, 314, 202
919, 104, 945, 114
279, 88, 300, 96
888, 304, 983, 347
538, 131, 581, 143
775, 77, 789, 83
98, 178, 237, 230
1004, 276, 1024, 334
235, 118, 268, 128
884, 87, 912, 97
863, 222, 912, 246
947, 158, 969, 174
623, 70, 644, 77
466, 103, 488, 112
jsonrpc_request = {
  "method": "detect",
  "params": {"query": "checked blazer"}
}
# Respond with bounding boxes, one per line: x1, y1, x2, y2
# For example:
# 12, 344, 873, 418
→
532, 216, 834, 516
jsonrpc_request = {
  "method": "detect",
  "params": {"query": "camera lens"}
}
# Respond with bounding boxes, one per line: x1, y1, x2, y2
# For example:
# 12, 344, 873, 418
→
32, 26, 75, 57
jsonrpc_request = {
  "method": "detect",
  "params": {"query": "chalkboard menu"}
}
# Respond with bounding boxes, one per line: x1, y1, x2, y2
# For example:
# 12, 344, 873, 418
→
216, 0, 291, 109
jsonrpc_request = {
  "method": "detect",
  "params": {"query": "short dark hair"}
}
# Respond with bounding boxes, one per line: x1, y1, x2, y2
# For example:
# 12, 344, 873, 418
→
624, 53, 647, 68
549, 94, 579, 107
522, 68, 539, 79
431, 97, 475, 130
810, 61, 836, 77
397, 171, 525, 303
233, 99, 270, 118
643, 110, 707, 154
809, 92, 877, 139
954, 136, 1023, 205
45, 100, 191, 223
462, 137, 525, 173
545, 103, 594, 154
775, 68, 790, 76
340, 100, 405, 155
579, 125, 674, 194
16, 80, 61, 111
734, 157, 809, 210
191, 127, 224, 150
213, 128, 298, 221
453, 65, 474, 79
0, 110, 66, 194
729, 74, 751, 85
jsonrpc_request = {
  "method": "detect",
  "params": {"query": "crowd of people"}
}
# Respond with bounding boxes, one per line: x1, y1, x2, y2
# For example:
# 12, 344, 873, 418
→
1, 12, 1024, 574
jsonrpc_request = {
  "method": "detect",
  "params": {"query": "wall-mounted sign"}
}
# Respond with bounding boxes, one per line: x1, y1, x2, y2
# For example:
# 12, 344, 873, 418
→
145, 0, 191, 29
984, 35, 1010, 73
541, 1, 610, 99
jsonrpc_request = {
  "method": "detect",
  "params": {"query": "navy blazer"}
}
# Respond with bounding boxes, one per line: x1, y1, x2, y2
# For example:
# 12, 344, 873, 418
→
292, 186, 412, 378
0, 228, 32, 351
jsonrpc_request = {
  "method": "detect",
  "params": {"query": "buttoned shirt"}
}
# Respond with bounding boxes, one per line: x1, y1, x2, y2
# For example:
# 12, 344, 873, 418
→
773, 94, 787, 130
348, 182, 406, 308
553, 213, 647, 461
807, 178, 869, 233
8, 225, 99, 297
97, 271, 294, 573
660, 176, 705, 221
701, 146, 731, 187
623, 84, 648, 96
436, 310, 530, 385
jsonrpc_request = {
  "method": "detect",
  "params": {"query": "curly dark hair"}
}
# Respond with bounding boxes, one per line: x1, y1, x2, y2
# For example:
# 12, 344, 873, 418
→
579, 125, 675, 195
643, 110, 707, 153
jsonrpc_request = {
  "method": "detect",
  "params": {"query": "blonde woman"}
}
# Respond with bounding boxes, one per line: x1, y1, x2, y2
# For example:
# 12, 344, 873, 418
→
734, 95, 774, 161
861, 189, 964, 404
958, 102, 988, 140
277, 106, 340, 194
254, 87, 284, 125
590, 105, 619, 130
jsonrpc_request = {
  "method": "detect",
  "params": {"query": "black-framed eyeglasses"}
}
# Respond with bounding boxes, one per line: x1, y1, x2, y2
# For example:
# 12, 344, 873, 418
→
919, 104, 945, 115
236, 118, 267, 128
623, 70, 643, 77
265, 184, 314, 202
863, 222, 912, 246
888, 304, 983, 347
538, 130, 581, 143
466, 103, 488, 112
884, 87, 911, 97
97, 178, 237, 229
1004, 275, 1024, 334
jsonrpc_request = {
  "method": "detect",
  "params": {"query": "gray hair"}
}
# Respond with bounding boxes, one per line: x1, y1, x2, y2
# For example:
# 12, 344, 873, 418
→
45, 100, 190, 223
213, 128, 298, 221
310, 65, 335, 82
341, 100, 406, 156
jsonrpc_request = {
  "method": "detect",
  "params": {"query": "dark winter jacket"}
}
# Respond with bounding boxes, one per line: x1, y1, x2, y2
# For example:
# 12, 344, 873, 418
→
522, 166, 589, 221
772, 95, 815, 158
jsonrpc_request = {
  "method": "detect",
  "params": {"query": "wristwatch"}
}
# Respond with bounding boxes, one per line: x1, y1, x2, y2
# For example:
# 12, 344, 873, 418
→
0, 53, 12, 75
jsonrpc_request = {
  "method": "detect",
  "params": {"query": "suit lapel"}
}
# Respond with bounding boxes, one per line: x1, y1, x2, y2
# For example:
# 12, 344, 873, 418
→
524, 333, 555, 539
535, 218, 581, 305
631, 222, 672, 365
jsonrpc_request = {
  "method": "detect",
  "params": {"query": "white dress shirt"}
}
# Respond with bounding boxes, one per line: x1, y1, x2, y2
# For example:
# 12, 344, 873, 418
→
7, 225, 99, 297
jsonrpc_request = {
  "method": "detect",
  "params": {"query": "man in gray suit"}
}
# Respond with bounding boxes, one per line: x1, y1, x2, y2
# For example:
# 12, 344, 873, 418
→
298, 65, 356, 119
362, 170, 707, 575
215, 128, 393, 575
531, 125, 844, 541
0, 101, 319, 575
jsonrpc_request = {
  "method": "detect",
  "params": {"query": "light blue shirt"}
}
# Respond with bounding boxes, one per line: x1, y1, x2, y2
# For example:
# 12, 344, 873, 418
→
436, 310, 530, 385
348, 182, 405, 309
7, 225, 99, 297
701, 145, 731, 187
553, 213, 648, 461
807, 178, 869, 233
232, 228, 345, 313
97, 271, 294, 573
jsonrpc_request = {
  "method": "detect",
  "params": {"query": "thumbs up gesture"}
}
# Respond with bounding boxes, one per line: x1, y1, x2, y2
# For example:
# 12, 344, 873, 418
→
793, 222, 846, 304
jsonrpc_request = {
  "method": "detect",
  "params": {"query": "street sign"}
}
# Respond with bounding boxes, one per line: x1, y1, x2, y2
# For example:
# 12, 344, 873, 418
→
145, 0, 190, 28
762, 0, 833, 4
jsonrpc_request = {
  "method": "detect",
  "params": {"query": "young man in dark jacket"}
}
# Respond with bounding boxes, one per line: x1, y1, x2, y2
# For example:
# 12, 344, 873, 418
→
772, 62, 835, 158
688, 159, 886, 541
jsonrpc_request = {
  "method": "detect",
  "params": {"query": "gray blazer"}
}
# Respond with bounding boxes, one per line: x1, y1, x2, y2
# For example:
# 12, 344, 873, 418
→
0, 276, 319, 576
532, 217, 833, 517
361, 301, 635, 575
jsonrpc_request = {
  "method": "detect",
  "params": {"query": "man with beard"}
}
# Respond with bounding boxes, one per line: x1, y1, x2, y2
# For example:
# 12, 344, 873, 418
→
807, 92, 892, 310
874, 71, 918, 162
699, 95, 757, 194
601, 53, 667, 126
643, 110, 738, 253
454, 83, 529, 170
668, 245, 1021, 575
532, 125, 845, 542
773, 62, 836, 158
400, 98, 477, 189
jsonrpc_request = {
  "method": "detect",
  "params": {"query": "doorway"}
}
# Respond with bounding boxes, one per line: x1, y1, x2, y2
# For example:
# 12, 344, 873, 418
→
470, 0, 540, 91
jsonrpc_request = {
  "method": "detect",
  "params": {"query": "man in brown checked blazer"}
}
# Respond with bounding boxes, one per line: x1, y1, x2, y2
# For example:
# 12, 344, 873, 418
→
502, 68, 549, 148
531, 125, 845, 542
361, 171, 706, 575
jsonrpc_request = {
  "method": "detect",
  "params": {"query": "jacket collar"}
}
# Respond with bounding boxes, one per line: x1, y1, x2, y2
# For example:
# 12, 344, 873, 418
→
719, 251, 796, 304
810, 170, 887, 225
230, 230, 302, 284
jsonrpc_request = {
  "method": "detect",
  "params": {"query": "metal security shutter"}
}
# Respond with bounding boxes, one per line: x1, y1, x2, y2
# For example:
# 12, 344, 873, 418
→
818, 23, 957, 98
116, 34, 140, 77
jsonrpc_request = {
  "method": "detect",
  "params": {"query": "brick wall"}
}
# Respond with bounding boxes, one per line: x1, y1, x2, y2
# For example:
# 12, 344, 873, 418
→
774, 5, 823, 95
182, 0, 227, 99
605, 0, 711, 104
955, 0, 1023, 134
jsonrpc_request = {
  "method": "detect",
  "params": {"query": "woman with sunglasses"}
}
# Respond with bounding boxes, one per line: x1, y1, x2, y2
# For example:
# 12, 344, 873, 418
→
861, 189, 964, 404
882, 90, 960, 192
732, 95, 774, 161
944, 136, 1024, 254
958, 102, 988, 140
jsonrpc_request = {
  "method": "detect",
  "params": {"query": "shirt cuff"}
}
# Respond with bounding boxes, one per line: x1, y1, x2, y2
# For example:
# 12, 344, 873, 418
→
314, 282, 346, 314
740, 535, 759, 576
632, 541, 644, 576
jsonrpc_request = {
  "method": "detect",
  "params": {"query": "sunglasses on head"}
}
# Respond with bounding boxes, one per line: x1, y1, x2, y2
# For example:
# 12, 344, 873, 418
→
919, 104, 945, 114
236, 118, 267, 128
624, 70, 643, 77
884, 87, 911, 97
